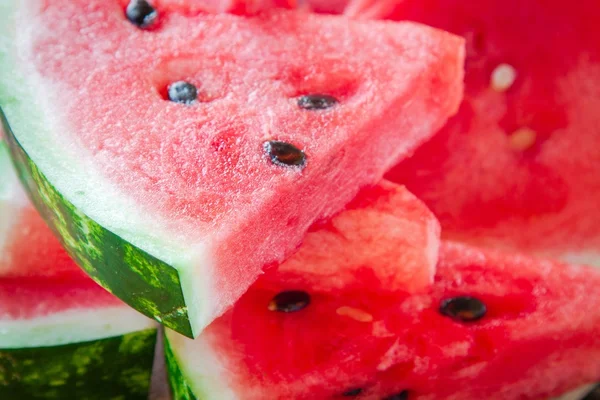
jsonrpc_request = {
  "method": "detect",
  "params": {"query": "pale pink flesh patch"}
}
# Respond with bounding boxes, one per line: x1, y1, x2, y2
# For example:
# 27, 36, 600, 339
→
271, 182, 440, 293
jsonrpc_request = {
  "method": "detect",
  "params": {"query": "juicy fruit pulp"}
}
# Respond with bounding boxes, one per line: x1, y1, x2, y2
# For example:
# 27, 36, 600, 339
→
379, 0, 600, 265
0, 1, 464, 337
165, 181, 443, 399
167, 240, 600, 400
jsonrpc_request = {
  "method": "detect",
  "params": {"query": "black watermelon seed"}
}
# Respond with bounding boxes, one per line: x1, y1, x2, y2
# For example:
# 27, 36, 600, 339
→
439, 296, 487, 322
297, 94, 338, 110
383, 390, 409, 400
342, 388, 363, 397
264, 141, 306, 168
126, 0, 158, 28
168, 81, 198, 104
268, 291, 310, 313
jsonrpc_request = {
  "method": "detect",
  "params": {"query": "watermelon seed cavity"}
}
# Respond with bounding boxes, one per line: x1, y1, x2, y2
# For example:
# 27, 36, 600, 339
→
439, 296, 487, 322
268, 291, 310, 312
383, 390, 410, 400
168, 81, 198, 105
342, 388, 364, 396
126, 0, 157, 28
297, 94, 338, 110
264, 141, 306, 168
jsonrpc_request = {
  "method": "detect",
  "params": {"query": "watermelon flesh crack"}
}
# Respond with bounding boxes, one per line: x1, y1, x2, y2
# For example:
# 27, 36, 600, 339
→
0, 1, 465, 337
0, 141, 158, 398
332, 0, 600, 266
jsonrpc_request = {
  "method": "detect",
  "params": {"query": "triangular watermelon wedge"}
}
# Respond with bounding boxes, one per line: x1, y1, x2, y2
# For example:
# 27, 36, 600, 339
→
166, 231, 600, 399
0, 1, 464, 337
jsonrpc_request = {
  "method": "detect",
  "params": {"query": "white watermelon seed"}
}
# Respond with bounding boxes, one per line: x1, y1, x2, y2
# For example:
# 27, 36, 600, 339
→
508, 127, 537, 151
490, 63, 517, 92
336, 306, 373, 322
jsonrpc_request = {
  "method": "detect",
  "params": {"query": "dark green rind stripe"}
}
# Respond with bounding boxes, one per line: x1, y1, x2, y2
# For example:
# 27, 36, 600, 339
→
165, 335, 198, 400
0, 110, 193, 338
0, 329, 157, 400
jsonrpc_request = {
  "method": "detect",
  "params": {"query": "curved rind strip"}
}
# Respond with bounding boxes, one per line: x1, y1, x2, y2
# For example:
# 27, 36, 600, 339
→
165, 335, 198, 400
0, 328, 157, 400
1, 112, 193, 338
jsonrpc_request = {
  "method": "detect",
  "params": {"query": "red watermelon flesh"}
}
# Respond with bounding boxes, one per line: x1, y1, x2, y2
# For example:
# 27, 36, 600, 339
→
0, 1, 464, 335
373, 0, 600, 265
300, 0, 349, 13
128, 0, 295, 15
1, 206, 87, 280
166, 240, 600, 400
0, 141, 85, 280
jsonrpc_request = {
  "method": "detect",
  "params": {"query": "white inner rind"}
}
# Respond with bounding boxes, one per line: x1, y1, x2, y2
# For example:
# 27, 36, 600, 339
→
166, 329, 237, 400
0, 305, 157, 348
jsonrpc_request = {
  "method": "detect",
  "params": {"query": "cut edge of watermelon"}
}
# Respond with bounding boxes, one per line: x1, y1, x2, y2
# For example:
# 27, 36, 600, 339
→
0, 305, 158, 349
165, 330, 233, 400
2, 117, 198, 336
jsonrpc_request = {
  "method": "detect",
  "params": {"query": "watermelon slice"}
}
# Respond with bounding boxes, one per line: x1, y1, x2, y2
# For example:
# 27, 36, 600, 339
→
0, 1, 464, 337
0, 279, 158, 400
0, 141, 86, 279
0, 142, 158, 398
165, 237, 600, 399
373, 0, 600, 266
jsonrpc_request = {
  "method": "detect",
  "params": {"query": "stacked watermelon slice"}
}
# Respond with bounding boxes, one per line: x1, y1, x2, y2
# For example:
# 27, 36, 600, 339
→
0, 140, 158, 399
0, 0, 598, 399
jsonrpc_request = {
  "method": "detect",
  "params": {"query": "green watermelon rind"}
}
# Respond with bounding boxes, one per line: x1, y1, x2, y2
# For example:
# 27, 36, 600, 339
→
165, 334, 198, 400
0, 328, 157, 400
0, 112, 193, 338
